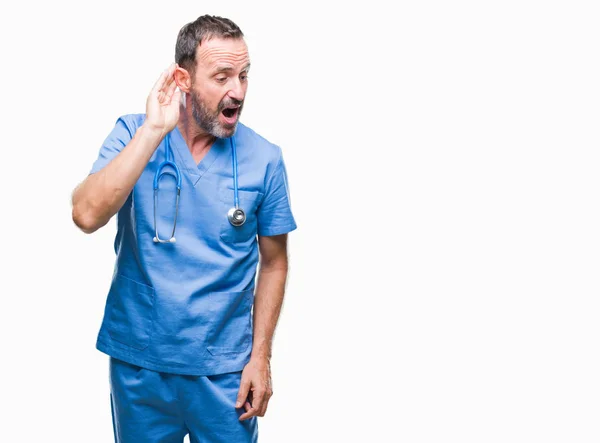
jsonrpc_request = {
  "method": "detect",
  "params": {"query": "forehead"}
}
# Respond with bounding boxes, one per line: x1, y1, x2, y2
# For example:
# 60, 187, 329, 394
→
196, 37, 249, 71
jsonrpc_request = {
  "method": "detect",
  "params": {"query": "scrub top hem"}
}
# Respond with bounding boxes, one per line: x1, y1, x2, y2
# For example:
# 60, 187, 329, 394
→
96, 338, 250, 377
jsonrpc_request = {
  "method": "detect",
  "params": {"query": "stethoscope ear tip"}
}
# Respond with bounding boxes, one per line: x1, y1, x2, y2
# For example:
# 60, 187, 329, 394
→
153, 236, 176, 243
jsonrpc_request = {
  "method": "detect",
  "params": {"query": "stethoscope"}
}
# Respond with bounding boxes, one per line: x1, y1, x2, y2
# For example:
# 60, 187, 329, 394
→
153, 132, 245, 243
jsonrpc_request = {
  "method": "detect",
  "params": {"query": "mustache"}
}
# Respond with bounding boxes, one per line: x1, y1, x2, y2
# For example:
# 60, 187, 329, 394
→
218, 98, 243, 112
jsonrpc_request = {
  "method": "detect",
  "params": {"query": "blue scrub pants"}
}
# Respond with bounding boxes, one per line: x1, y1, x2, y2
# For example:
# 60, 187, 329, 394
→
109, 357, 258, 442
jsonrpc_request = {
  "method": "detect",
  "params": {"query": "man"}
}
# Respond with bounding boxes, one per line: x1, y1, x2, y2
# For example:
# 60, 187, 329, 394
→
71, 15, 297, 443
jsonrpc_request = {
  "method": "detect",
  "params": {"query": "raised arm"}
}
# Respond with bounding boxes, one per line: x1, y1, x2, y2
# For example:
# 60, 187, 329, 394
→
71, 64, 181, 234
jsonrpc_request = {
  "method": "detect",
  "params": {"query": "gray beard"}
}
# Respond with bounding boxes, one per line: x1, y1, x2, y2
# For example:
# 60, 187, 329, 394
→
190, 92, 241, 139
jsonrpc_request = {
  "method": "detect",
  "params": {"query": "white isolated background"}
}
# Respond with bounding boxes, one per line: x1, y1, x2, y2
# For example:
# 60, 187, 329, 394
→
0, 0, 599, 442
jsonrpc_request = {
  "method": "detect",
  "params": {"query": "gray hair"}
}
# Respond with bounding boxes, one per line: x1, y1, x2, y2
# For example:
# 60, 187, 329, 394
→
175, 15, 244, 73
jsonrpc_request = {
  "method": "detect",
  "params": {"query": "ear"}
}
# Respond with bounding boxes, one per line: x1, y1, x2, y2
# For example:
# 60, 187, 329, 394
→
174, 65, 192, 92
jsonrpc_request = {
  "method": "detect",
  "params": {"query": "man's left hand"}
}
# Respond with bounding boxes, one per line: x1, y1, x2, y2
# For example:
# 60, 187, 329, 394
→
235, 357, 273, 420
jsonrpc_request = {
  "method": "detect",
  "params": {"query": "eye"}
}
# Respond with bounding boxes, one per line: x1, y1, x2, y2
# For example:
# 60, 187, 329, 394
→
216, 77, 227, 83
240, 74, 249, 82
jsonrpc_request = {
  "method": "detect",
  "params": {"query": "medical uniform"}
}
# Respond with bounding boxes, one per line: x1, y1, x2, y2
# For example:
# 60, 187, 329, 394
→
89, 114, 297, 442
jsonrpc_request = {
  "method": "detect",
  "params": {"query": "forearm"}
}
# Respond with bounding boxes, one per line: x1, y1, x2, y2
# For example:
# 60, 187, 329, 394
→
71, 124, 164, 233
251, 261, 289, 361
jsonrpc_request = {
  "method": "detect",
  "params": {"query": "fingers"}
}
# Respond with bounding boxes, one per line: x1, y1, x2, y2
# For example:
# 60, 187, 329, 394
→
152, 63, 177, 95
159, 72, 176, 101
251, 390, 266, 415
238, 401, 258, 421
259, 387, 273, 416
236, 377, 251, 409
151, 65, 171, 94
238, 387, 273, 421
168, 87, 182, 109
163, 80, 179, 103
157, 75, 177, 105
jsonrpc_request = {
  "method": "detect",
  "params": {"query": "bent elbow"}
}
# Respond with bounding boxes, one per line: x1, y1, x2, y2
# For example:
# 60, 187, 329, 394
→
72, 204, 101, 234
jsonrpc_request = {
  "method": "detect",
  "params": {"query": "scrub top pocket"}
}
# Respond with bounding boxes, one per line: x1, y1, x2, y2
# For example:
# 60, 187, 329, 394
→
106, 274, 155, 351
206, 288, 254, 356
219, 188, 262, 244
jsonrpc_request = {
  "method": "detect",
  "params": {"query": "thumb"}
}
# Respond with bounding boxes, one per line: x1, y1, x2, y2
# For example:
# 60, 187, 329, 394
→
236, 377, 251, 408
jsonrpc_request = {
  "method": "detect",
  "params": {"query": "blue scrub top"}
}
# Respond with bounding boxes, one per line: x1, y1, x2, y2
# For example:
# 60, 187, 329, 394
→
89, 114, 297, 376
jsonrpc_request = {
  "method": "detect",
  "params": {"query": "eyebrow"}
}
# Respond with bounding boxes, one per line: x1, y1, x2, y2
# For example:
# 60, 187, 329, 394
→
213, 63, 251, 74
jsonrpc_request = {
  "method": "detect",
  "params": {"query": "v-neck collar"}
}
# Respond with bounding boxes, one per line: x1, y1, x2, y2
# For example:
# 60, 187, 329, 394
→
170, 126, 225, 186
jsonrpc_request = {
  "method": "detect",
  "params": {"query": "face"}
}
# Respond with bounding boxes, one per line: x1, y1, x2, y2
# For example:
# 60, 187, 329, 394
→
189, 37, 250, 138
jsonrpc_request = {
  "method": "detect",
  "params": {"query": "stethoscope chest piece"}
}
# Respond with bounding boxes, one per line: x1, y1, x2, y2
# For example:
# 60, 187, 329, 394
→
228, 207, 246, 227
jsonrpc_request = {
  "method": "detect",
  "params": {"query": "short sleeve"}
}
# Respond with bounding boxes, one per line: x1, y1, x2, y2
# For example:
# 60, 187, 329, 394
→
89, 116, 135, 175
257, 150, 298, 237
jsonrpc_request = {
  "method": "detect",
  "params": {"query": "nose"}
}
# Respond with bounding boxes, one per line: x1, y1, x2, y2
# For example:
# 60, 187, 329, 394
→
227, 78, 245, 102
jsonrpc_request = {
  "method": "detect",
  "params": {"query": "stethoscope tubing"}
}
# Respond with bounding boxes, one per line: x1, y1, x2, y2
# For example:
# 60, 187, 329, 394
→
231, 135, 240, 208
153, 131, 245, 243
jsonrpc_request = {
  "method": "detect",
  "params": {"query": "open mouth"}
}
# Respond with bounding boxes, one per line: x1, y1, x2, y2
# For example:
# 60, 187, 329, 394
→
221, 106, 239, 121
